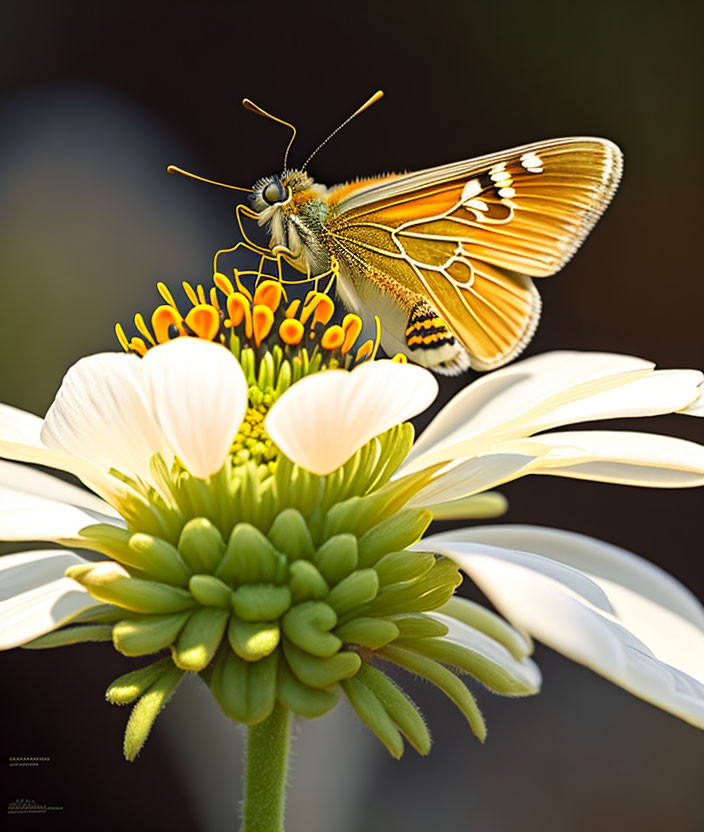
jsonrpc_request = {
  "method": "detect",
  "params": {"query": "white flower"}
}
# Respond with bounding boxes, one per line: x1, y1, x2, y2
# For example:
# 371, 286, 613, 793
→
1, 341, 703, 730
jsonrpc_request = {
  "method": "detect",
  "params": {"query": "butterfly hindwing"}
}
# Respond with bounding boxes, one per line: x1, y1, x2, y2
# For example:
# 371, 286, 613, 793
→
324, 137, 622, 369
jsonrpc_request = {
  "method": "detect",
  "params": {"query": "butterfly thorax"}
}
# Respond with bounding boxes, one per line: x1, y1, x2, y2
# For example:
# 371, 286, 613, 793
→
250, 169, 332, 274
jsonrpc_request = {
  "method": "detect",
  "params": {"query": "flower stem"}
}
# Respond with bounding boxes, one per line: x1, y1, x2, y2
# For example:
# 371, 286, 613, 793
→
242, 704, 291, 832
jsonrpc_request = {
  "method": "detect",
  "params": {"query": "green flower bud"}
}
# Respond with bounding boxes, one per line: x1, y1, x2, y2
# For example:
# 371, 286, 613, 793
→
66, 563, 195, 614
341, 674, 404, 759
334, 617, 399, 649
282, 602, 340, 658
178, 518, 226, 574
326, 569, 379, 616
282, 640, 361, 689
172, 608, 230, 672
113, 612, 191, 657
231, 584, 292, 621
267, 509, 316, 560
217, 524, 286, 585
314, 534, 358, 585
228, 618, 280, 661
210, 648, 277, 724
287, 560, 329, 602
124, 664, 184, 760
106, 658, 173, 705
189, 574, 232, 609
357, 509, 432, 568
276, 661, 339, 718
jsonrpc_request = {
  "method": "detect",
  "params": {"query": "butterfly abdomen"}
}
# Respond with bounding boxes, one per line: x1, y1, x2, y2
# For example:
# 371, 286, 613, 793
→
404, 300, 470, 376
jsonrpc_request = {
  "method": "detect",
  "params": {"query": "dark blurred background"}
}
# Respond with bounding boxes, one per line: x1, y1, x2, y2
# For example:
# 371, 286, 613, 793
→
1, 1, 703, 830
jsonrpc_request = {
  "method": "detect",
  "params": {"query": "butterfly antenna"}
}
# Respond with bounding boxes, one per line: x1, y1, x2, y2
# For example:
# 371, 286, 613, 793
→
242, 98, 297, 170
166, 166, 253, 193
301, 90, 384, 172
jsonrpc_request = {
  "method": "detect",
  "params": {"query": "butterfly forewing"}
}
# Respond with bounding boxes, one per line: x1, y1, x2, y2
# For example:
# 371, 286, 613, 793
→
325, 137, 622, 369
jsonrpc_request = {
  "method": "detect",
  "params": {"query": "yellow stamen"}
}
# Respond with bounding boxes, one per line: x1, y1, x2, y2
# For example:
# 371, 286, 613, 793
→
321, 325, 345, 351
115, 323, 130, 353
183, 282, 199, 307
279, 318, 304, 346
214, 272, 235, 296
157, 282, 179, 309
253, 280, 284, 312
355, 340, 374, 362
196, 284, 207, 305
341, 314, 362, 354
129, 337, 148, 357
233, 270, 253, 301
134, 313, 156, 346
392, 353, 408, 363
285, 299, 301, 319
209, 286, 220, 311
252, 305, 275, 347
185, 304, 220, 341
152, 305, 183, 343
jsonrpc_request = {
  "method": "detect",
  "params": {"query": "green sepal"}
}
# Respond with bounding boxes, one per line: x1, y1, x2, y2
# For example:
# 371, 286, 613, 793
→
424, 492, 508, 520
341, 674, 404, 759
217, 523, 286, 585
267, 508, 316, 560
106, 658, 173, 705
172, 608, 230, 672
379, 645, 486, 742
229, 617, 280, 661
23, 624, 113, 649
210, 648, 278, 724
282, 640, 361, 688
178, 518, 226, 574
124, 664, 185, 760
314, 534, 358, 585
356, 663, 431, 755
367, 557, 462, 616
189, 574, 232, 609
389, 613, 449, 640
282, 601, 340, 658
113, 612, 191, 656
357, 509, 432, 568
288, 560, 329, 603
334, 617, 399, 649
231, 584, 292, 621
374, 550, 436, 586
395, 636, 537, 696
326, 569, 379, 616
127, 533, 192, 586
66, 564, 195, 614
276, 660, 339, 718
68, 603, 124, 624
439, 596, 533, 660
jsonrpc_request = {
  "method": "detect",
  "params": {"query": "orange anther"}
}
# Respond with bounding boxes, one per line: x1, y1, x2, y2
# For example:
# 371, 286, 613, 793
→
278, 318, 304, 346
392, 353, 408, 363
355, 340, 374, 363
284, 299, 301, 318
252, 304, 275, 347
185, 304, 220, 341
341, 314, 363, 354
320, 325, 345, 351
152, 305, 184, 343
253, 280, 283, 312
226, 293, 252, 338
129, 337, 148, 357
213, 272, 235, 296
300, 292, 335, 328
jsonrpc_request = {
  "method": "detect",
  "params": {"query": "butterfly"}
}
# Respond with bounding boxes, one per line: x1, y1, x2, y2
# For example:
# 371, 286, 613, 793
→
169, 92, 623, 375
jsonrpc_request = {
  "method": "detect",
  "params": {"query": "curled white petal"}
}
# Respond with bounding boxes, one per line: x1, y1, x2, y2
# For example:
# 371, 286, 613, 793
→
0, 549, 97, 649
144, 338, 248, 479
425, 529, 704, 728
41, 352, 171, 483
532, 431, 704, 487
265, 360, 438, 476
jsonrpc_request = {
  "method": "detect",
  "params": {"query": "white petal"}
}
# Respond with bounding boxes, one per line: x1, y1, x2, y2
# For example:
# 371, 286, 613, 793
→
403, 352, 653, 472
0, 459, 120, 517
680, 384, 704, 417
408, 445, 545, 507
427, 611, 542, 692
0, 486, 123, 541
0, 549, 97, 649
265, 360, 438, 476
533, 431, 704, 487
425, 532, 704, 728
41, 352, 171, 483
144, 339, 248, 479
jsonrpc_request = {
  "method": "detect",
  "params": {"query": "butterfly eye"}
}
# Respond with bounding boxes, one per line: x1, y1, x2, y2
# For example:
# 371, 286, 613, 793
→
263, 180, 285, 205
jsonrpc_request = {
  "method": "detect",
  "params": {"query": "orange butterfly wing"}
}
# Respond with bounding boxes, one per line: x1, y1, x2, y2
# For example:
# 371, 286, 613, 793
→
325, 138, 622, 369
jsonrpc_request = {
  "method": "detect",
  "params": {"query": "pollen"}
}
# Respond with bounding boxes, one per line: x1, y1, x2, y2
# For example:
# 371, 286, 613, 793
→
230, 403, 277, 468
